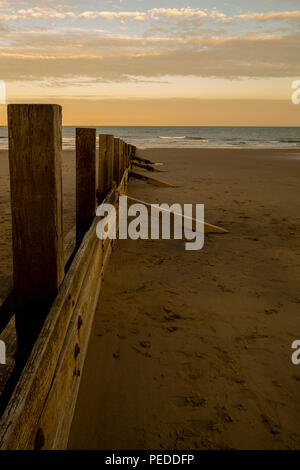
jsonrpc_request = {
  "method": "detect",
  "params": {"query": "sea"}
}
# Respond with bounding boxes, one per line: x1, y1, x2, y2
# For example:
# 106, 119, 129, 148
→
0, 126, 300, 150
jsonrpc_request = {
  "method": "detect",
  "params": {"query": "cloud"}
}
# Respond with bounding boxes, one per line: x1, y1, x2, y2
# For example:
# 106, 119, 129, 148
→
237, 10, 300, 21
0, 30, 299, 81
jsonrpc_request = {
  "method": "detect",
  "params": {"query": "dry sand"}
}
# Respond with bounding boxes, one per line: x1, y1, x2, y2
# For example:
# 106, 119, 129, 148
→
1, 147, 300, 450
68, 148, 300, 450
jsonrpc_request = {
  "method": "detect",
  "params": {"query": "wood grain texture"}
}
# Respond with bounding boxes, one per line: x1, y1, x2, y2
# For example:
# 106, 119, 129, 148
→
98, 134, 107, 202
131, 161, 166, 173
106, 135, 114, 192
0, 223, 98, 449
8, 104, 64, 357
129, 170, 177, 188
76, 128, 96, 246
113, 138, 120, 185
0, 172, 129, 450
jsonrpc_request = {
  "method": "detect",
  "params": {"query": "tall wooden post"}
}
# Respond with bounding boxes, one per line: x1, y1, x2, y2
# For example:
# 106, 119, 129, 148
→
132, 145, 136, 159
8, 104, 64, 358
125, 143, 128, 168
76, 128, 96, 246
119, 140, 124, 182
106, 134, 114, 190
98, 134, 114, 203
113, 138, 121, 185
120, 140, 124, 175
98, 134, 107, 203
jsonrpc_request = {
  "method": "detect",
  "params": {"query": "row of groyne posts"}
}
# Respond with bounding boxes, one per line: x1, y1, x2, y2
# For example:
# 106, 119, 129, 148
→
0, 104, 136, 370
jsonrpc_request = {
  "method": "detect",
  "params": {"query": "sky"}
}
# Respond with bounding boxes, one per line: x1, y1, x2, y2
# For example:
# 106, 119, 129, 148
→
0, 0, 300, 125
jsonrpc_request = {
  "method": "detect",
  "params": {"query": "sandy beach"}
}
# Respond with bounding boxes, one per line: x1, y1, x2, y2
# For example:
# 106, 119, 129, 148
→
1, 147, 300, 449
67, 147, 300, 450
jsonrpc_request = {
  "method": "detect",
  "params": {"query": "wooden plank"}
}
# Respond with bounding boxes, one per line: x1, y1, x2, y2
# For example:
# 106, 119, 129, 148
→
129, 170, 178, 188
106, 135, 114, 192
132, 161, 166, 173
0, 222, 98, 449
98, 134, 114, 202
0, 318, 17, 410
36, 238, 107, 449
76, 128, 96, 246
113, 138, 121, 185
0, 225, 78, 412
37, 224, 117, 449
119, 140, 124, 181
132, 145, 136, 159
127, 196, 228, 234
132, 155, 155, 165
98, 134, 107, 202
8, 104, 64, 358
0, 184, 123, 450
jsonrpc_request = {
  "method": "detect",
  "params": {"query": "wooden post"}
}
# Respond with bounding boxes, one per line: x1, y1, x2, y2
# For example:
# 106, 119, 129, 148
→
8, 104, 64, 358
76, 128, 96, 246
125, 143, 128, 168
113, 138, 121, 185
120, 140, 125, 174
119, 140, 124, 182
98, 134, 106, 202
132, 145, 136, 159
106, 134, 114, 191
98, 134, 114, 203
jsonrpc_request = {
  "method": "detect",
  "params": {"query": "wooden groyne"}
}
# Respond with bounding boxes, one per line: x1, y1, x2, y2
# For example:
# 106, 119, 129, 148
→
0, 104, 228, 450
0, 104, 136, 449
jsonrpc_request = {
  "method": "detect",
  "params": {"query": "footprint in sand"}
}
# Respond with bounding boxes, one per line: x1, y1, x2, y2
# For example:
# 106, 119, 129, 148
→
173, 395, 208, 408
163, 326, 178, 333
132, 341, 152, 358
261, 414, 281, 435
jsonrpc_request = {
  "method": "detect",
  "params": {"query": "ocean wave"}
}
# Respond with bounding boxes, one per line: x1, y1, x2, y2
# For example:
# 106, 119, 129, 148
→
185, 136, 207, 141
158, 136, 186, 139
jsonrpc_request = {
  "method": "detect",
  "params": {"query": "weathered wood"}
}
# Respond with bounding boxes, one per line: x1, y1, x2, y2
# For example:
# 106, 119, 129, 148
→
98, 134, 114, 203
132, 155, 155, 165
113, 138, 121, 185
132, 161, 166, 173
76, 128, 96, 246
129, 170, 178, 188
0, 178, 127, 449
127, 196, 228, 234
0, 225, 78, 412
126, 144, 130, 167
0, 318, 17, 409
119, 140, 124, 180
132, 145, 136, 159
0, 290, 13, 334
36, 238, 108, 449
98, 134, 106, 202
0, 223, 98, 449
8, 104, 64, 358
106, 135, 114, 192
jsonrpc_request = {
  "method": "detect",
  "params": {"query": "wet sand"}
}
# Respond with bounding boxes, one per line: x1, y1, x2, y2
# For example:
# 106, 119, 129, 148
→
66, 148, 300, 450
1, 147, 300, 449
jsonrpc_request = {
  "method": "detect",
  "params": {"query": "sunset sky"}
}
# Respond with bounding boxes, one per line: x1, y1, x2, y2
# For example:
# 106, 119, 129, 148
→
0, 0, 300, 125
